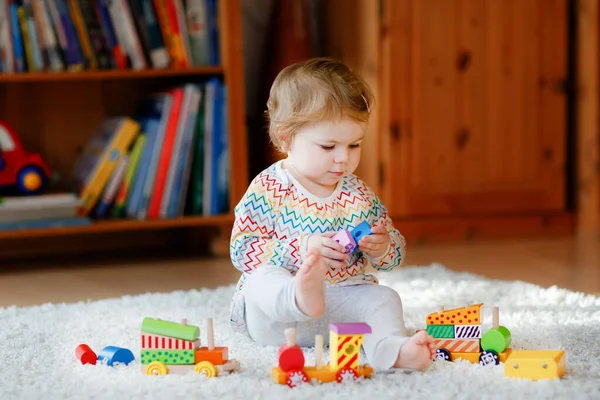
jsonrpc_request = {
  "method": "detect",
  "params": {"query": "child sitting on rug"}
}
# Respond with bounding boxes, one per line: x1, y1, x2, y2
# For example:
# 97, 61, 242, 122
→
229, 57, 435, 371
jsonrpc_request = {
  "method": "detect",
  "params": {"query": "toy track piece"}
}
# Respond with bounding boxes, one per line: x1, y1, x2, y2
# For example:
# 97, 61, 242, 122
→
286, 370, 309, 388
336, 368, 358, 383
434, 348, 451, 362
146, 361, 168, 376
479, 350, 500, 366
194, 361, 218, 377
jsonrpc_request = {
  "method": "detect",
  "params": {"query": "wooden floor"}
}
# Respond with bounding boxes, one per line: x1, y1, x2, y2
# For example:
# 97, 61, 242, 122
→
0, 233, 598, 308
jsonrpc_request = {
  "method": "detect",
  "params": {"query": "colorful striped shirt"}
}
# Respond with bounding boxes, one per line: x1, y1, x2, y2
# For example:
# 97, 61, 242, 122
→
230, 160, 407, 295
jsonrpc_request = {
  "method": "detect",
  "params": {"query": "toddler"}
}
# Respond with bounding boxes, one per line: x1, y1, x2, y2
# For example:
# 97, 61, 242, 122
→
229, 57, 435, 371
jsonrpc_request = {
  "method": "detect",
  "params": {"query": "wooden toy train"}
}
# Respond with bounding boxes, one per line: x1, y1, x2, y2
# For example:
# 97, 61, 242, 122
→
427, 303, 512, 365
427, 303, 567, 380
141, 317, 240, 377
272, 322, 374, 388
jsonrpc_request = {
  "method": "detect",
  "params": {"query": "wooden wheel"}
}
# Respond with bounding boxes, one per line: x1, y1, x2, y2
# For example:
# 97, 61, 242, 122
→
286, 370, 308, 388
194, 361, 218, 377
145, 361, 168, 376
336, 368, 358, 383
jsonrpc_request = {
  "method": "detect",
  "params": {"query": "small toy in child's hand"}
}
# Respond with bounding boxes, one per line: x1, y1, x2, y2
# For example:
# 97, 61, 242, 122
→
330, 221, 373, 256
350, 221, 372, 244
331, 229, 357, 254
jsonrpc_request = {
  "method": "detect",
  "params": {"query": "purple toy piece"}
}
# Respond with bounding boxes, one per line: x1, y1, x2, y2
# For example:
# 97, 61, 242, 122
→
329, 322, 372, 335
331, 229, 357, 254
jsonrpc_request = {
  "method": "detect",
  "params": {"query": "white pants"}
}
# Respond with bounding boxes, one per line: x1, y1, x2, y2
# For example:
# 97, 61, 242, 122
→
235, 265, 409, 370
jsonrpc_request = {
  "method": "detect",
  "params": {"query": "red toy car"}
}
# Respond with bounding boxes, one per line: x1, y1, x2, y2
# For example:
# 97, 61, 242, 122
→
0, 121, 51, 195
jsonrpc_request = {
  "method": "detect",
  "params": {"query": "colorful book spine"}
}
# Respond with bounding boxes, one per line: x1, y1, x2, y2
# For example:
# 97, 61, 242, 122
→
78, 117, 140, 216
112, 134, 145, 218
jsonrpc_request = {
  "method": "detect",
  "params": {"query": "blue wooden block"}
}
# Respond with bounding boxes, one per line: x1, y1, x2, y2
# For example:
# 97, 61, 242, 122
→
98, 346, 135, 366
350, 221, 372, 243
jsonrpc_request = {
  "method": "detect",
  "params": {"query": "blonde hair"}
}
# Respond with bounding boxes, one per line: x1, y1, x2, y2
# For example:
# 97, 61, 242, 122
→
266, 57, 374, 153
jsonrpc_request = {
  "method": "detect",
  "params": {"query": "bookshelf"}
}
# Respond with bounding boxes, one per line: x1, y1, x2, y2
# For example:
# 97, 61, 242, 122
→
0, 0, 248, 252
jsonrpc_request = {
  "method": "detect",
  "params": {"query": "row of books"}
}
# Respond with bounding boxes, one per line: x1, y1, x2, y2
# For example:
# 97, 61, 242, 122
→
72, 78, 229, 220
0, 0, 219, 74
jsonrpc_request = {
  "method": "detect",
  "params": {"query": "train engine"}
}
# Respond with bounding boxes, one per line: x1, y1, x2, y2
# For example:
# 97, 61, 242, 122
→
272, 322, 374, 388
427, 303, 513, 366
141, 317, 240, 377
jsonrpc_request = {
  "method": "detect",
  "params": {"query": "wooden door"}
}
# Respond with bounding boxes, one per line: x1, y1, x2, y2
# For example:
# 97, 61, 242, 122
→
380, 0, 568, 217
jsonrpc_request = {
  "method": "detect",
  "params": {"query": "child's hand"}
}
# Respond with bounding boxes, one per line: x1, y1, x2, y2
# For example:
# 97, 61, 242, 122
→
358, 225, 390, 258
307, 232, 349, 270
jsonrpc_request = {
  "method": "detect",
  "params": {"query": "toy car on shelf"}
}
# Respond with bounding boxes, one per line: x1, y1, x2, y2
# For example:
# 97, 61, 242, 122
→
272, 322, 374, 388
141, 317, 240, 377
0, 121, 51, 195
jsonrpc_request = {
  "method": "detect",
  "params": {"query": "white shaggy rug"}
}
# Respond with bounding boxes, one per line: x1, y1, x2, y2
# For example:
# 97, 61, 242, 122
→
1, 264, 600, 400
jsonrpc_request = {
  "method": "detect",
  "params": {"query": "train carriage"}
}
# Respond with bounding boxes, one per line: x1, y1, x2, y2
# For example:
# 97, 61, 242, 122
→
272, 322, 374, 388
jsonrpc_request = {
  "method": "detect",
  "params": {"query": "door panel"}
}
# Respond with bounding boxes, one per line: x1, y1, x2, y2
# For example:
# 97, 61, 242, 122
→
382, 0, 567, 217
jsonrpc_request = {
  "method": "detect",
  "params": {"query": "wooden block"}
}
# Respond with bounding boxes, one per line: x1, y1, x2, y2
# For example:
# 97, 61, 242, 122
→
141, 349, 195, 365
505, 350, 566, 380
454, 325, 482, 339
426, 325, 455, 338
141, 333, 199, 349
75, 344, 97, 365
426, 303, 483, 325
195, 346, 228, 365
435, 338, 480, 353
350, 221, 372, 243
331, 229, 357, 253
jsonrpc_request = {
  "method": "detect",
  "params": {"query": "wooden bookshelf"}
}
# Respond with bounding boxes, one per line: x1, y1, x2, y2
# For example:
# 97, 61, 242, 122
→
0, 0, 247, 255
0, 67, 224, 82
0, 214, 234, 240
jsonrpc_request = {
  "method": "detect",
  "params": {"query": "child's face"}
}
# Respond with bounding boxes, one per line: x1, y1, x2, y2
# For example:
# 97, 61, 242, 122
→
285, 119, 364, 195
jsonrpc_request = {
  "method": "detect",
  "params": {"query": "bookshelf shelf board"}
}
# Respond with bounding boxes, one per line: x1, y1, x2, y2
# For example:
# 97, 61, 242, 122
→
0, 67, 224, 83
0, 214, 234, 240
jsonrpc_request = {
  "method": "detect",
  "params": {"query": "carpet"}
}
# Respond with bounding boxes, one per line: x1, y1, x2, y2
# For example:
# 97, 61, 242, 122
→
1, 264, 599, 400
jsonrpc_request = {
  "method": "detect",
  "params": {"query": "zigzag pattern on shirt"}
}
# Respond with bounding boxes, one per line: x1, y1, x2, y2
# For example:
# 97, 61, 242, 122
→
230, 163, 406, 289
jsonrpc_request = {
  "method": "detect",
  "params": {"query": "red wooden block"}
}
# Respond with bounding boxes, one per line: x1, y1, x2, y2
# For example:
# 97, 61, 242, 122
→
76, 344, 97, 365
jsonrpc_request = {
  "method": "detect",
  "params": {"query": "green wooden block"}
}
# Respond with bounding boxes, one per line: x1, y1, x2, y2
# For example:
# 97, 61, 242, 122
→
140, 349, 196, 365
426, 325, 455, 338
141, 318, 199, 341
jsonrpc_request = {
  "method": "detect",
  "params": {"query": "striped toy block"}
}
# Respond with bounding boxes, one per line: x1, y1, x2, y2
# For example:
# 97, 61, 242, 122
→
435, 338, 480, 353
454, 325, 482, 339
141, 333, 200, 350
140, 349, 196, 365
426, 325, 455, 338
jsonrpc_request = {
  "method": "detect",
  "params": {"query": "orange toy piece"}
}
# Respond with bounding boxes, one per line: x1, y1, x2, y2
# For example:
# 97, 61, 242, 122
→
427, 303, 483, 325
76, 344, 98, 365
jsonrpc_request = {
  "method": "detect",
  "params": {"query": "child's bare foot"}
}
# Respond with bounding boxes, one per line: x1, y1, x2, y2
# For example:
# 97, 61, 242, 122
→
393, 330, 436, 371
294, 250, 328, 318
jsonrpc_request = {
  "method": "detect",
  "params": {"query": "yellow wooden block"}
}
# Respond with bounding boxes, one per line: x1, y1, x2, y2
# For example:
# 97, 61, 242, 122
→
426, 303, 483, 325
451, 348, 512, 363
504, 350, 566, 380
